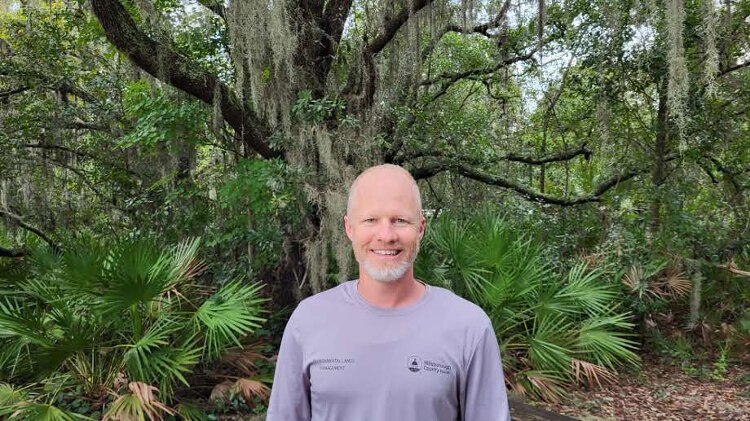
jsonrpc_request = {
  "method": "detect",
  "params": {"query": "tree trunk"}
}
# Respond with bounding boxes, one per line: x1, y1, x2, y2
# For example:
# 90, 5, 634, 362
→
649, 77, 668, 242
687, 260, 702, 329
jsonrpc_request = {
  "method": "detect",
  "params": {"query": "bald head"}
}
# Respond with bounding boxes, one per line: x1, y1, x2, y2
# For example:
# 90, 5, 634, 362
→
346, 164, 422, 217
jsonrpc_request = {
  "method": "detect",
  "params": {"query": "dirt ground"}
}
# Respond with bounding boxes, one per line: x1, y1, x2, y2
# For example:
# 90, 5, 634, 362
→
536, 357, 750, 420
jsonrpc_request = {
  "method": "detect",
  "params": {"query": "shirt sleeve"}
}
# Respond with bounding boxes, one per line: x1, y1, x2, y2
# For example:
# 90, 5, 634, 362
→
266, 312, 311, 421
460, 320, 510, 421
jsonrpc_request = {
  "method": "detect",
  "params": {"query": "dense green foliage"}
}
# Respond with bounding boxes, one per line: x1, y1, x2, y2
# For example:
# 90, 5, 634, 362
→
0, 238, 265, 418
416, 212, 639, 400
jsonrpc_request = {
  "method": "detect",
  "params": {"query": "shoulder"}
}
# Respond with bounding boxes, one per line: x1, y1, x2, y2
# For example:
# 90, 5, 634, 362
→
427, 285, 492, 328
287, 281, 352, 323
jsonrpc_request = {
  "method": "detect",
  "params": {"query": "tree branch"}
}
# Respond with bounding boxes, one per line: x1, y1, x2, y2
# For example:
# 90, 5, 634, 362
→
412, 154, 679, 206
452, 163, 619, 205
502, 143, 591, 165
421, 0, 511, 60
422, 47, 537, 87
0, 209, 59, 251
294, 0, 354, 93
20, 142, 139, 177
719, 59, 750, 76
397, 143, 591, 166
320, 0, 354, 68
0, 86, 30, 99
90, 0, 277, 159
21, 143, 97, 160
368, 0, 435, 55
59, 118, 109, 131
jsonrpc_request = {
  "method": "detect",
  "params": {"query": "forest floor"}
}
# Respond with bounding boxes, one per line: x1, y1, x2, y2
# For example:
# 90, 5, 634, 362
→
536, 355, 750, 420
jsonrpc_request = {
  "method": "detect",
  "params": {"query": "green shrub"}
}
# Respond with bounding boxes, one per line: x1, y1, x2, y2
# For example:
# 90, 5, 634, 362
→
0, 237, 265, 418
415, 212, 639, 401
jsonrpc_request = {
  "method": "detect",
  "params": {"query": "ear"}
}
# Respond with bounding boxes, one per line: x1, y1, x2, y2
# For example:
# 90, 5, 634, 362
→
344, 214, 353, 241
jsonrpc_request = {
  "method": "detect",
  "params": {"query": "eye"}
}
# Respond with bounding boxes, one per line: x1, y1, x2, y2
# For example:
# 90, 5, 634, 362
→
395, 218, 410, 224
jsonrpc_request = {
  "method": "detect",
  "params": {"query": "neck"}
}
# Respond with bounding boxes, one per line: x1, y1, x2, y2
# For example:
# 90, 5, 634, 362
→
357, 269, 426, 309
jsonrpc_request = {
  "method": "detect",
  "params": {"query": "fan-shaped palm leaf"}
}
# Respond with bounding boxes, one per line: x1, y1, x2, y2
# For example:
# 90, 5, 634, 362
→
103, 382, 174, 421
528, 315, 575, 374
193, 281, 265, 360
0, 402, 94, 420
571, 358, 616, 388
575, 315, 639, 369
554, 263, 617, 316
123, 316, 183, 382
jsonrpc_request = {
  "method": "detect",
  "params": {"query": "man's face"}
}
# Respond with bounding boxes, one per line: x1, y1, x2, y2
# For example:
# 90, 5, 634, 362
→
344, 169, 425, 283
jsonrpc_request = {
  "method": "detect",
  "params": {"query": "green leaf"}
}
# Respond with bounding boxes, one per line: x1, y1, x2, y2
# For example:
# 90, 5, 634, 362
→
193, 281, 266, 360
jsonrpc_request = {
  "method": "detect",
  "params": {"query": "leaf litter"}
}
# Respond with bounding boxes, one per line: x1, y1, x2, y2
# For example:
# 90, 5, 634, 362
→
536, 357, 750, 420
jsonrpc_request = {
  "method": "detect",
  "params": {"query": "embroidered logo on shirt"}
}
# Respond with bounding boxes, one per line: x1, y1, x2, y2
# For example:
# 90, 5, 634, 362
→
407, 355, 452, 375
407, 356, 422, 372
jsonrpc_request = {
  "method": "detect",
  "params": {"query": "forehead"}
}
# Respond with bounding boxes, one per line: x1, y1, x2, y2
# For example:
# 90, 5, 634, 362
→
350, 169, 420, 214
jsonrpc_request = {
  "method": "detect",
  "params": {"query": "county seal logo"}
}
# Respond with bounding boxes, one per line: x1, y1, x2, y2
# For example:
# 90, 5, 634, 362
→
407, 356, 422, 373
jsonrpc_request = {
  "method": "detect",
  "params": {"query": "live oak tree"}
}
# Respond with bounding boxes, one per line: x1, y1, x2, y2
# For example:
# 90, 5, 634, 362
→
83, 0, 603, 303
3, 0, 750, 310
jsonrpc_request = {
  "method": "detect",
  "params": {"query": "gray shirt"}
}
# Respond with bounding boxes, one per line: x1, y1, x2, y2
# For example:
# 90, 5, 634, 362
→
266, 280, 510, 421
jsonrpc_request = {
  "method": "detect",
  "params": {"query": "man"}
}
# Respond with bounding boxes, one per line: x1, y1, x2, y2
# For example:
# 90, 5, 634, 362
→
267, 164, 510, 420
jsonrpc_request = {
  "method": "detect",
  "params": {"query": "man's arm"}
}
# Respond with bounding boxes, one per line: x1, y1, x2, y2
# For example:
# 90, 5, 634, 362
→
461, 320, 510, 421
266, 313, 311, 421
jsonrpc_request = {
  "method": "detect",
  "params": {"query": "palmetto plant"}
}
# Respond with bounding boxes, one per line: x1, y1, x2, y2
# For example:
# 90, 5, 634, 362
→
0, 237, 265, 418
415, 212, 639, 401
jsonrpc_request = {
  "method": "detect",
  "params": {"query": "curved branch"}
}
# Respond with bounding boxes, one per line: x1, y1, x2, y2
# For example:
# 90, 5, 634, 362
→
368, 0, 435, 55
421, 47, 537, 87
0, 209, 59, 251
422, 0, 512, 59
20, 143, 139, 177
412, 154, 679, 206
90, 0, 277, 159
398, 143, 591, 166
720, 59, 750, 76
502, 143, 591, 165
452, 163, 613, 205
0, 86, 30, 99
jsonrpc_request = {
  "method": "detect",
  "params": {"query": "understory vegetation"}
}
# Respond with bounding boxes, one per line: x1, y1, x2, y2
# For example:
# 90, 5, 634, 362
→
0, 239, 268, 419
2, 0, 749, 418
416, 212, 641, 401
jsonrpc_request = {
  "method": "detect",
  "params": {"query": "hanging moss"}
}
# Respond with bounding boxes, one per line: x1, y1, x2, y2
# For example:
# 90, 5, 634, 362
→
665, 0, 689, 141
596, 95, 611, 144
227, 0, 297, 132
211, 82, 223, 135
289, 123, 361, 290
702, 0, 719, 98
0, 179, 8, 210
222, 0, 491, 290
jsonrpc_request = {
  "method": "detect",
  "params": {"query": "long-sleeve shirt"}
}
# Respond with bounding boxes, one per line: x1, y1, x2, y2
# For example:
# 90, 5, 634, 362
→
266, 280, 510, 421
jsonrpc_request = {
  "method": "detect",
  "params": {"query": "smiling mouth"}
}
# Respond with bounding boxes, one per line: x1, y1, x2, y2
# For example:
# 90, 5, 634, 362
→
371, 249, 402, 256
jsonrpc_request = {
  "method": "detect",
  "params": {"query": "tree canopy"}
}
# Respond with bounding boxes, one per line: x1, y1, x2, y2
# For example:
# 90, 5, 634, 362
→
2, 0, 749, 301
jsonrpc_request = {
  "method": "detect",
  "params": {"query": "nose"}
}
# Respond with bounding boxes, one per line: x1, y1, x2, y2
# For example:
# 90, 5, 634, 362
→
375, 220, 398, 243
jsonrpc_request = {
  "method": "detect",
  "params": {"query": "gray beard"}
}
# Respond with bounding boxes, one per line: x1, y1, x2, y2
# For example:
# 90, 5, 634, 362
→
361, 259, 412, 283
